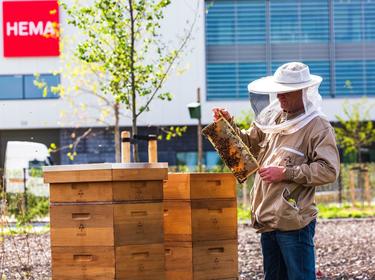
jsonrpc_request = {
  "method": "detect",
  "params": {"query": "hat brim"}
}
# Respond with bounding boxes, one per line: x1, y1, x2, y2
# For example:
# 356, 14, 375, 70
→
248, 75, 322, 94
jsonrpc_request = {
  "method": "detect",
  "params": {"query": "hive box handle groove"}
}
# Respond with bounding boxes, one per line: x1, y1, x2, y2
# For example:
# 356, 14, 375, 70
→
72, 213, 91, 220
207, 180, 222, 186
131, 211, 148, 216
208, 247, 225, 254
131, 252, 150, 259
73, 255, 94, 262
165, 249, 172, 256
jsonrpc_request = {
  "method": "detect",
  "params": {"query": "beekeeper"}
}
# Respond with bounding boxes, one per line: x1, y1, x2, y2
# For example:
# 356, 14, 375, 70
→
213, 62, 340, 280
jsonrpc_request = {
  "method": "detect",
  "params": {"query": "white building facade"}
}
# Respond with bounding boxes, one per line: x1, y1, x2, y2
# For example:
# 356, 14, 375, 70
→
0, 0, 374, 168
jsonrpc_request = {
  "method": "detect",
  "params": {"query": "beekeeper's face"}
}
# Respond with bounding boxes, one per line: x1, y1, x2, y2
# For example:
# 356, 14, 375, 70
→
277, 89, 303, 113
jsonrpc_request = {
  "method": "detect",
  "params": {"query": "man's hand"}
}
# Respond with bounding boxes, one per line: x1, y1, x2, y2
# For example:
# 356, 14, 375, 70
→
259, 166, 287, 183
212, 107, 232, 122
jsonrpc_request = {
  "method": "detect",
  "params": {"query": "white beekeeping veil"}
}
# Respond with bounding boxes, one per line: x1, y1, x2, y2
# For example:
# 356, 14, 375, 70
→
247, 62, 325, 135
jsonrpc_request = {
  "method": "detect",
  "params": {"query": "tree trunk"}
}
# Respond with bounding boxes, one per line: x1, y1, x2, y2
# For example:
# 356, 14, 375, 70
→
132, 114, 139, 162
114, 102, 120, 163
129, 0, 139, 162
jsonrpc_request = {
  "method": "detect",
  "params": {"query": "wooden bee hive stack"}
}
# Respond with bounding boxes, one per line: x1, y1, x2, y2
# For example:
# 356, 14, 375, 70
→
163, 173, 238, 280
44, 162, 168, 280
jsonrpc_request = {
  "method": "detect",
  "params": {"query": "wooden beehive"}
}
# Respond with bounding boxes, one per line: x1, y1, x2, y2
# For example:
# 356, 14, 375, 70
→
164, 199, 237, 242
163, 173, 238, 280
165, 240, 238, 280
44, 163, 168, 280
163, 173, 236, 200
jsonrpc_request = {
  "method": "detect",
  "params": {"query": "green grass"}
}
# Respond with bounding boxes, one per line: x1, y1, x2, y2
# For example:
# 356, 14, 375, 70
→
237, 203, 375, 221
237, 205, 251, 221
0, 224, 50, 236
317, 203, 375, 219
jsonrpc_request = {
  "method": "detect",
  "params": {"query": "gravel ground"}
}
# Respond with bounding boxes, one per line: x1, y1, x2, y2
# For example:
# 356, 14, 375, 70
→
1, 218, 374, 279
239, 218, 375, 280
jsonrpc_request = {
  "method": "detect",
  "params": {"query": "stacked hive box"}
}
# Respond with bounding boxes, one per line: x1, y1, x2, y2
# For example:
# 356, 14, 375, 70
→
163, 173, 238, 280
44, 163, 168, 280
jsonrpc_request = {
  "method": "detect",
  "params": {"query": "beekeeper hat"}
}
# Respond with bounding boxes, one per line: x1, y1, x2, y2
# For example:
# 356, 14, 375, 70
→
248, 62, 322, 94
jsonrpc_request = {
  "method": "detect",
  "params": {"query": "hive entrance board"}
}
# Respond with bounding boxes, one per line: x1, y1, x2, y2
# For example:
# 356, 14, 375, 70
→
202, 116, 259, 183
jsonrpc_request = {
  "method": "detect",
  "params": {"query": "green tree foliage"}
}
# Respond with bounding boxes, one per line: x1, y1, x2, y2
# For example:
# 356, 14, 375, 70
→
57, 0, 197, 161
335, 100, 375, 163
235, 110, 254, 130
335, 100, 375, 205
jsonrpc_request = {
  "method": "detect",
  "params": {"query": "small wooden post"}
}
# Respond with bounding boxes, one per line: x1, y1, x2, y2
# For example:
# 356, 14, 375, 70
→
197, 88, 203, 172
349, 169, 356, 206
121, 131, 131, 163
148, 135, 158, 163
242, 183, 248, 207
364, 169, 371, 206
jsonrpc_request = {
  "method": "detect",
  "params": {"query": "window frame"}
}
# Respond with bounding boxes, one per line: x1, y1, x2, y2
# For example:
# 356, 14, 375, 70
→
0, 73, 60, 101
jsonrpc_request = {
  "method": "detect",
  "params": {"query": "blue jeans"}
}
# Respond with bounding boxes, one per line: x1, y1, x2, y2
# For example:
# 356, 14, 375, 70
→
261, 220, 316, 280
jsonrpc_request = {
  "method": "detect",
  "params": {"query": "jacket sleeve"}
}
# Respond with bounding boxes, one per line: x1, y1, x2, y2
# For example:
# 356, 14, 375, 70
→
229, 118, 265, 158
285, 127, 340, 186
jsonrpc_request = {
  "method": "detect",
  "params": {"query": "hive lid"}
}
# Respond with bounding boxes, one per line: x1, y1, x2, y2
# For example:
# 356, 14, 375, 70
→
43, 163, 112, 172
112, 162, 168, 169
43, 162, 168, 183
43, 162, 168, 172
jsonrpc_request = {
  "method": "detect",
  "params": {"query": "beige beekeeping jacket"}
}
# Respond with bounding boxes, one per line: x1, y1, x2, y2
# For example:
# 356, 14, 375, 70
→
232, 111, 340, 232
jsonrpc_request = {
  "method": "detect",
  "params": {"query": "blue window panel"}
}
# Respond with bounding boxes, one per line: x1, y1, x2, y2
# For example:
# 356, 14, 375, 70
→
270, 0, 329, 43
335, 61, 365, 96
24, 74, 60, 99
0, 75, 23, 99
366, 60, 375, 96
270, 1, 299, 42
207, 63, 238, 99
206, 1, 235, 45
364, 2, 375, 41
207, 62, 266, 100
236, 1, 266, 44
205, 0, 266, 45
205, 151, 222, 167
176, 151, 221, 170
238, 63, 267, 98
300, 0, 329, 42
334, 0, 362, 42
304, 61, 331, 97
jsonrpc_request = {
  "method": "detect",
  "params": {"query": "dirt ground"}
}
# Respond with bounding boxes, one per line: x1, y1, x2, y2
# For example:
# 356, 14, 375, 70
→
1, 218, 374, 279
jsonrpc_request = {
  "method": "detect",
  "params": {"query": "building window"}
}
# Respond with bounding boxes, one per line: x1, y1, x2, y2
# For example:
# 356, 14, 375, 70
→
205, 0, 266, 100
335, 60, 365, 96
0, 74, 60, 100
206, 62, 267, 100
270, 0, 329, 43
205, 0, 375, 99
366, 60, 375, 95
176, 151, 221, 170
0, 75, 23, 99
334, 0, 362, 42
334, 0, 375, 41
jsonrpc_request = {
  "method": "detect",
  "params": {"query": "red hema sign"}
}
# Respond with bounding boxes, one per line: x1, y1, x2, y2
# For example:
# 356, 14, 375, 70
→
2, 0, 60, 57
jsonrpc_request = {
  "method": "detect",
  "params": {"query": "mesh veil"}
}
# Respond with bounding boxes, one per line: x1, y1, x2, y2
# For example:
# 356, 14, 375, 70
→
253, 84, 326, 135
